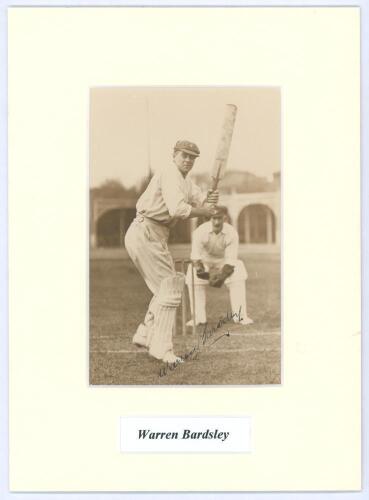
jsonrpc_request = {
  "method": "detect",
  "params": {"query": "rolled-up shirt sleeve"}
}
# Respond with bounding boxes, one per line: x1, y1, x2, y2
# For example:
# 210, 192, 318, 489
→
224, 230, 239, 266
161, 170, 192, 219
190, 181, 207, 206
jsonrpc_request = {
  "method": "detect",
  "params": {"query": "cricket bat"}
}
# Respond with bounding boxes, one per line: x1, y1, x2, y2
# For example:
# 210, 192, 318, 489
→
210, 104, 238, 191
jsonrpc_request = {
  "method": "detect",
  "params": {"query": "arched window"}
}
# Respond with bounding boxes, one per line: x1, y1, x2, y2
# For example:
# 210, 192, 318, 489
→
96, 208, 136, 247
238, 204, 276, 243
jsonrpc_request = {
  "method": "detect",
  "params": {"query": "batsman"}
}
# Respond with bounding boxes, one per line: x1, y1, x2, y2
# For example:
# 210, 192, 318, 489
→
125, 140, 219, 364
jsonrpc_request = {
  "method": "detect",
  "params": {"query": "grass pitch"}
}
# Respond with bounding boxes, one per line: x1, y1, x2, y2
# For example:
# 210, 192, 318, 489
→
90, 250, 281, 385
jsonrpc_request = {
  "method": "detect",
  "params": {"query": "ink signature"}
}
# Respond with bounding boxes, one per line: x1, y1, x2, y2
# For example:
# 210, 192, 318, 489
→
158, 306, 243, 377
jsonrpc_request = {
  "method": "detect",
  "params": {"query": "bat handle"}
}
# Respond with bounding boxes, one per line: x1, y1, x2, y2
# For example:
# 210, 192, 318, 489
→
210, 177, 219, 192
208, 178, 219, 210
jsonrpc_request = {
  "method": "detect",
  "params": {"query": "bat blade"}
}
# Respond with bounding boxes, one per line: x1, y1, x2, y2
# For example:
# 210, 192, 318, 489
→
211, 104, 238, 190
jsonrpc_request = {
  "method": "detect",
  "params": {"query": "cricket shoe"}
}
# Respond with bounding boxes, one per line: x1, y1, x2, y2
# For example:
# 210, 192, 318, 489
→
234, 317, 254, 326
162, 351, 184, 364
186, 319, 206, 327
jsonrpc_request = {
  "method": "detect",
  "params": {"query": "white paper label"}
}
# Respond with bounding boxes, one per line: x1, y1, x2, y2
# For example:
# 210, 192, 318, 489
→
120, 417, 251, 453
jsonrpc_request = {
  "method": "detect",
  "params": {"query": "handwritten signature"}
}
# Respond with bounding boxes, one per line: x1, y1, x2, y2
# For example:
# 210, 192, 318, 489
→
201, 306, 243, 346
158, 307, 243, 377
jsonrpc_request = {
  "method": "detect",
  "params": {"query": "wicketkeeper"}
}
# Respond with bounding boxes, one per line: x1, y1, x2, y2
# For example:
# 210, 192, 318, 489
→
186, 206, 253, 326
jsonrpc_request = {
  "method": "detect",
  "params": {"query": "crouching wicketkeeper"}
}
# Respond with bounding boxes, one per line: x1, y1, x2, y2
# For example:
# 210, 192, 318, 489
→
186, 206, 253, 327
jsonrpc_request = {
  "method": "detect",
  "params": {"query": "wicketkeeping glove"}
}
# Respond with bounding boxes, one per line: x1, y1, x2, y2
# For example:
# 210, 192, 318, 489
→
194, 260, 209, 280
208, 264, 235, 288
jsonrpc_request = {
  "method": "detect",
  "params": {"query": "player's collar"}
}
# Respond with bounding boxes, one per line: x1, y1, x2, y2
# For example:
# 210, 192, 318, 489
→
210, 228, 226, 236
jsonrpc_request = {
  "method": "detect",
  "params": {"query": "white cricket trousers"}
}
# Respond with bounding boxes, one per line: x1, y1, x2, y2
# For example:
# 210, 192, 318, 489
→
186, 260, 249, 324
124, 216, 183, 359
187, 280, 249, 324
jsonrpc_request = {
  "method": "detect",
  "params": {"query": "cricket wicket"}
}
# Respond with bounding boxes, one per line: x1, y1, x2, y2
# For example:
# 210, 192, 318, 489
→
174, 259, 197, 340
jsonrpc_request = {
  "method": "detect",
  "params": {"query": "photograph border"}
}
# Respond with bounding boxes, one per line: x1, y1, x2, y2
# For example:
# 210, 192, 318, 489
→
88, 84, 283, 388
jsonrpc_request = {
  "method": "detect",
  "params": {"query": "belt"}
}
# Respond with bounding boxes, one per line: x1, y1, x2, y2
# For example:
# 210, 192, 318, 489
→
135, 213, 145, 223
135, 212, 168, 227
134, 213, 170, 242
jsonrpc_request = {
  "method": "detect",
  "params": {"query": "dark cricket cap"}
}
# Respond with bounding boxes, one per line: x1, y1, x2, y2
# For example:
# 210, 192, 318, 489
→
211, 205, 228, 217
173, 140, 200, 157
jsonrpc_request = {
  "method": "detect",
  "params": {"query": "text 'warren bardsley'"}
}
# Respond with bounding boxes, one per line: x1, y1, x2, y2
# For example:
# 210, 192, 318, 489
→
138, 429, 230, 442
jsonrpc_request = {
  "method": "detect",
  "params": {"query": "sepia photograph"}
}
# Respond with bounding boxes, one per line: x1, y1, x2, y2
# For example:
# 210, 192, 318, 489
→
89, 87, 281, 385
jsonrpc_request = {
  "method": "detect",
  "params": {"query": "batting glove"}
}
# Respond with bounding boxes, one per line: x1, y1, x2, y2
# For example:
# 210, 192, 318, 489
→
206, 189, 219, 205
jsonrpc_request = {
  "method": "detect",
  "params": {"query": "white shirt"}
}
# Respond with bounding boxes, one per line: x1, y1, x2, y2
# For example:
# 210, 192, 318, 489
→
190, 221, 239, 267
136, 164, 206, 227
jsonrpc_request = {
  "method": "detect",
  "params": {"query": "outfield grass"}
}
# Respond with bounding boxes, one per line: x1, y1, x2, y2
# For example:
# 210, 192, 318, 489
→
90, 252, 281, 385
